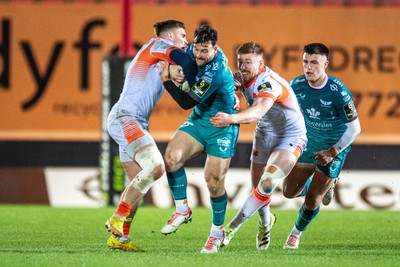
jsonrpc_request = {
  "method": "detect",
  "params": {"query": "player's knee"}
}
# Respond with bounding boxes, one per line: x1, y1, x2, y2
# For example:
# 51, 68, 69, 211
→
282, 186, 296, 199
206, 176, 225, 197
151, 164, 165, 180
135, 146, 165, 179
281, 179, 294, 198
130, 148, 164, 194
164, 153, 181, 173
258, 164, 286, 194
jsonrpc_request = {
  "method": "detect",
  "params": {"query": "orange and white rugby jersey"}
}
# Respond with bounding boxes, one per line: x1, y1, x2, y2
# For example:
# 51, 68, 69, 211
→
240, 66, 306, 137
113, 38, 180, 122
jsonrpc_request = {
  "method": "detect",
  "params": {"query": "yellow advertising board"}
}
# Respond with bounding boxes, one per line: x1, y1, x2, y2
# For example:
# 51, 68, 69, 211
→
0, 4, 399, 143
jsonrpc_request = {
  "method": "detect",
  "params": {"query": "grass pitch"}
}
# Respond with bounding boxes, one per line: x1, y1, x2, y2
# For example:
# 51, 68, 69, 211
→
0, 205, 399, 267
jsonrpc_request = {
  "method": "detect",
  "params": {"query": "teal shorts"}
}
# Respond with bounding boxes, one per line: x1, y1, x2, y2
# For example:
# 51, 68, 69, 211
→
298, 143, 351, 178
178, 113, 239, 158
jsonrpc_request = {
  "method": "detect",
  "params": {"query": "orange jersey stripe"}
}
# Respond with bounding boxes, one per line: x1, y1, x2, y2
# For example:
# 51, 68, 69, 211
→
270, 74, 290, 103
128, 40, 178, 80
122, 117, 145, 144
258, 91, 277, 101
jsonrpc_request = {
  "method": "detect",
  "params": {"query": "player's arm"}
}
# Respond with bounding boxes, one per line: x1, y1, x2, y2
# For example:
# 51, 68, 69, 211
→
210, 97, 273, 127
329, 117, 361, 156
314, 118, 361, 166
169, 48, 197, 87
329, 98, 361, 156
152, 41, 197, 88
161, 62, 198, 110
315, 99, 361, 166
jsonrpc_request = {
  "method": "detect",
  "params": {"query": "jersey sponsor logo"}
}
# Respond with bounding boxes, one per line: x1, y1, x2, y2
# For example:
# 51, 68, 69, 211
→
294, 78, 305, 84
343, 100, 358, 120
217, 137, 231, 152
257, 81, 272, 92
306, 108, 321, 119
297, 93, 306, 100
212, 62, 219, 71
320, 99, 332, 107
202, 71, 214, 83
330, 158, 341, 172
306, 120, 333, 128
205, 62, 219, 72
340, 90, 351, 102
329, 83, 339, 91
181, 121, 194, 127
192, 79, 211, 98
332, 78, 345, 88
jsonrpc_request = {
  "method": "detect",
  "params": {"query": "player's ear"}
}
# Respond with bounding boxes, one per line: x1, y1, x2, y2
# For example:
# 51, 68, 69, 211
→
324, 60, 329, 68
259, 58, 264, 69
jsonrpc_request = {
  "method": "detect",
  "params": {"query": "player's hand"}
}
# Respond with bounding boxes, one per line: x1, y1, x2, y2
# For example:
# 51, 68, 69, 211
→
210, 112, 231, 128
233, 93, 240, 111
170, 65, 186, 85
160, 61, 169, 82
233, 71, 244, 91
314, 150, 334, 166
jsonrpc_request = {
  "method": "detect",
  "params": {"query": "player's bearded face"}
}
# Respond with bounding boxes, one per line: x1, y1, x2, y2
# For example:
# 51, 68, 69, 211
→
237, 54, 263, 83
193, 42, 217, 67
303, 53, 328, 85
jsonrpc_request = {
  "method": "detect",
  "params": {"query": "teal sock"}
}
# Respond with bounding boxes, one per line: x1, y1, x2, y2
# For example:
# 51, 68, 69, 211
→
210, 192, 228, 226
295, 204, 320, 231
166, 167, 187, 200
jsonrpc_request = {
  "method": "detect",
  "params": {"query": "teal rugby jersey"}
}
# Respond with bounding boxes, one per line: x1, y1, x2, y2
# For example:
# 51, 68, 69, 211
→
290, 74, 358, 147
186, 45, 236, 118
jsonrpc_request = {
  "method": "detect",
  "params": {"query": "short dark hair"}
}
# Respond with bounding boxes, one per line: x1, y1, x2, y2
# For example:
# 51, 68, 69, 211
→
303, 43, 330, 60
153, 20, 185, 37
236, 42, 264, 56
193, 24, 218, 47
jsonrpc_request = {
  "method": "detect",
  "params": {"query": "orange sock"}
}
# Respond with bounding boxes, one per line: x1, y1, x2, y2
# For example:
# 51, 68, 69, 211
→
253, 187, 271, 206
123, 220, 132, 237
115, 201, 132, 217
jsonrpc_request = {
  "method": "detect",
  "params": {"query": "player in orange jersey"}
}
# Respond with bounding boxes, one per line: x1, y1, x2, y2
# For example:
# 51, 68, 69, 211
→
210, 42, 307, 250
104, 20, 198, 252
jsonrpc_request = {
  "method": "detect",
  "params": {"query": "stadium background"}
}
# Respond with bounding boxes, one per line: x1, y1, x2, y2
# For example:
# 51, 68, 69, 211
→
0, 0, 399, 209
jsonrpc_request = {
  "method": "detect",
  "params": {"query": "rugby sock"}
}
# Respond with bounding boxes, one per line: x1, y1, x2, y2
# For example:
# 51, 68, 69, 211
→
174, 199, 189, 214
258, 203, 271, 226
123, 221, 131, 237
115, 201, 131, 217
210, 192, 228, 228
289, 225, 302, 237
166, 167, 188, 201
295, 204, 320, 231
297, 177, 313, 197
210, 224, 224, 238
229, 187, 271, 231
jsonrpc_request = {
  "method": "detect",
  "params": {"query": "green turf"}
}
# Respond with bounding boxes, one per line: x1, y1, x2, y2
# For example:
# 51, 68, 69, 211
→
0, 205, 399, 266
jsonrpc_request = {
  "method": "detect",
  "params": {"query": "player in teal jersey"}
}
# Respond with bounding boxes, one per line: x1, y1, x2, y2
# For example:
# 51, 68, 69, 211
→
160, 24, 239, 254
282, 43, 361, 249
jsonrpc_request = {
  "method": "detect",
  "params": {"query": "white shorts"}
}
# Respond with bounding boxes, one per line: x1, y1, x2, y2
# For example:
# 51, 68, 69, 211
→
250, 129, 307, 165
107, 108, 156, 162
